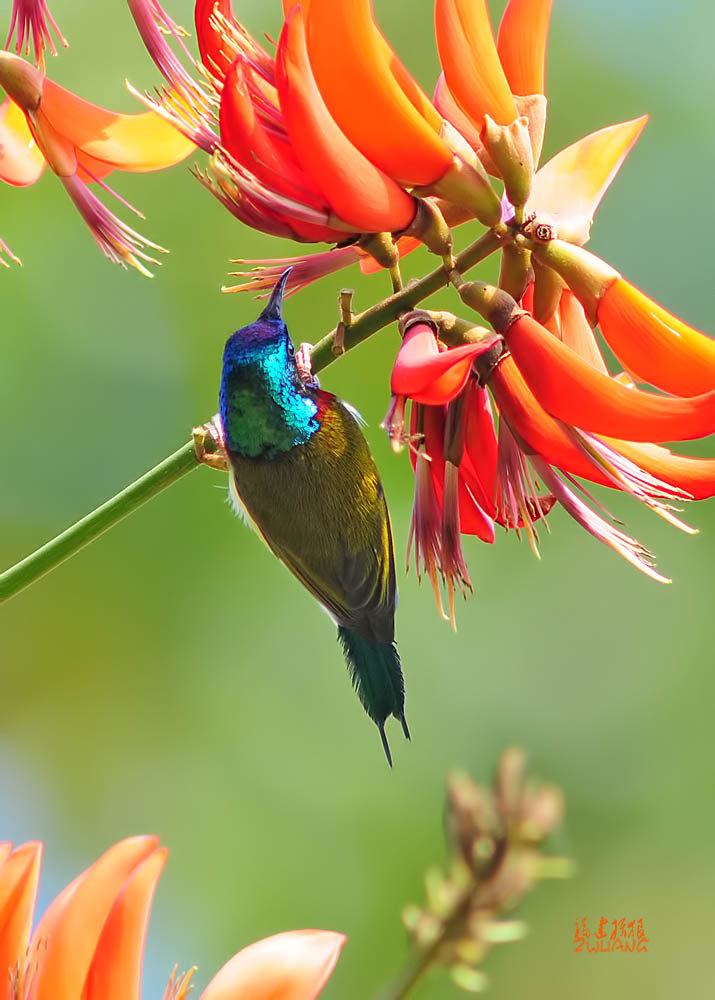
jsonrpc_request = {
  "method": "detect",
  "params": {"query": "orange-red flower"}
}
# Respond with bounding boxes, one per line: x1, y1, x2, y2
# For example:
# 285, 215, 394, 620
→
496, 0, 552, 98
0, 836, 344, 1000
435, 0, 518, 131
276, 7, 416, 234
505, 312, 715, 443
305, 0, 453, 188
385, 316, 557, 621
389, 319, 501, 407
0, 51, 194, 273
131, 0, 429, 244
534, 238, 715, 397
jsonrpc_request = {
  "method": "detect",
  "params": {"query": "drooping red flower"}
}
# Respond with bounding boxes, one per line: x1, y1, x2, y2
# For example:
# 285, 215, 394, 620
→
386, 316, 556, 621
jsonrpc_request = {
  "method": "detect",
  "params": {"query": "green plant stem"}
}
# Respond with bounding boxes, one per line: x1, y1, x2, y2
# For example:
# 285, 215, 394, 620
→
377, 895, 472, 1000
310, 228, 502, 370
1, 229, 502, 604
0, 442, 199, 603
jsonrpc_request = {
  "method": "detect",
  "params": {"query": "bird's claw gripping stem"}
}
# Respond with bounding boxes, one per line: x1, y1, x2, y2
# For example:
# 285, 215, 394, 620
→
192, 415, 228, 472
296, 343, 320, 388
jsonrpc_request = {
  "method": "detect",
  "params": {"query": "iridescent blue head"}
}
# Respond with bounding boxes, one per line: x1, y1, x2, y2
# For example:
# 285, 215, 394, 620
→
220, 269, 320, 460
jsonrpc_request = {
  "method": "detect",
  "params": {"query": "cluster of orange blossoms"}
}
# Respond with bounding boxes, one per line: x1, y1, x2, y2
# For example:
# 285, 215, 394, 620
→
0, 836, 343, 999
3, 0, 715, 620
0, 0, 194, 272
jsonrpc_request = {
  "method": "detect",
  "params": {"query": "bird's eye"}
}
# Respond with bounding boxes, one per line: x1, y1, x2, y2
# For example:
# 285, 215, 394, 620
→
288, 341, 295, 357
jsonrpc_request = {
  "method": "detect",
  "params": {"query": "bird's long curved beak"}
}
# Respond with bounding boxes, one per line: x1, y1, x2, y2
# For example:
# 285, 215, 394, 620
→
259, 268, 293, 321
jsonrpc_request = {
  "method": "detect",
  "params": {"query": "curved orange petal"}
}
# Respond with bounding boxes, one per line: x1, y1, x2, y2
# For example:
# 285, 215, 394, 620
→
527, 117, 648, 244
219, 57, 326, 209
507, 314, 715, 442
0, 842, 42, 978
614, 440, 715, 501
285, 0, 437, 130
84, 847, 167, 1000
39, 79, 194, 172
598, 277, 715, 397
195, 0, 236, 80
305, 0, 452, 186
497, 0, 553, 97
383, 49, 443, 130
27, 836, 160, 1000
276, 9, 415, 233
489, 355, 611, 485
559, 290, 608, 372
0, 98, 45, 186
199, 930, 345, 1000
435, 0, 517, 129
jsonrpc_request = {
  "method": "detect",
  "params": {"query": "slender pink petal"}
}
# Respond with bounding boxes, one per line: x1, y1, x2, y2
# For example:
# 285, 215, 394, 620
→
224, 246, 361, 297
441, 460, 474, 628
565, 426, 694, 533
128, 0, 208, 106
383, 393, 410, 452
199, 151, 346, 242
496, 421, 551, 550
6, 0, 67, 62
60, 173, 166, 277
0, 235, 22, 266
199, 930, 345, 1000
532, 457, 670, 583
407, 412, 448, 621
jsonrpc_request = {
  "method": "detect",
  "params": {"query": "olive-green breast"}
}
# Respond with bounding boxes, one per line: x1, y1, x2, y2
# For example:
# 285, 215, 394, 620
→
228, 395, 396, 643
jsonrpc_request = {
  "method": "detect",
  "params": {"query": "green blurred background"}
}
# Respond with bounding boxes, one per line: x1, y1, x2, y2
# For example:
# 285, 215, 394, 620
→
3, 0, 715, 995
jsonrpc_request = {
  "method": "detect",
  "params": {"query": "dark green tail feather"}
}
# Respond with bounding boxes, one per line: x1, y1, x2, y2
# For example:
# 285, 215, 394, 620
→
337, 626, 409, 766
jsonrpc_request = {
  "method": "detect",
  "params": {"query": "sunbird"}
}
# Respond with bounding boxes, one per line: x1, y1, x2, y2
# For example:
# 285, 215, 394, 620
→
219, 271, 409, 764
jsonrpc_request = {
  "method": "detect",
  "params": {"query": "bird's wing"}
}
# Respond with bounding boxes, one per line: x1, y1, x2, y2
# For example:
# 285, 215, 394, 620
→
231, 395, 397, 642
